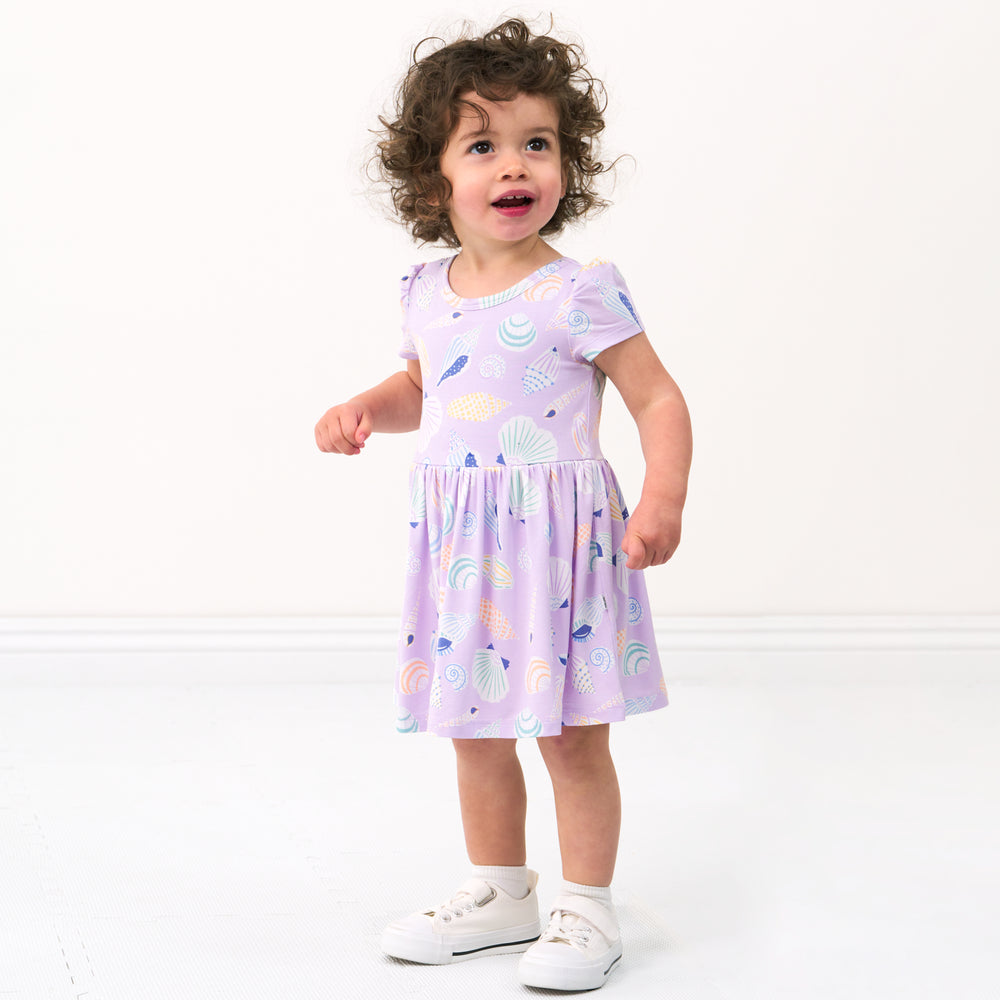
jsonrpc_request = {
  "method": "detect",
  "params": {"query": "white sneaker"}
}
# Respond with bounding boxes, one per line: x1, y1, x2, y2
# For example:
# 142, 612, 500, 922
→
381, 870, 541, 964
517, 893, 623, 990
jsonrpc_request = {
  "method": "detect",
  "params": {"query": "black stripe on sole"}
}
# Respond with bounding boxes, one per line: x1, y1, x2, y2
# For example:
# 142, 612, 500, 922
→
453, 935, 541, 957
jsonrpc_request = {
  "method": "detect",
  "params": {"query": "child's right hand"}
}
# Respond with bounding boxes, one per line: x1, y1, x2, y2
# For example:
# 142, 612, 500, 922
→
315, 402, 373, 456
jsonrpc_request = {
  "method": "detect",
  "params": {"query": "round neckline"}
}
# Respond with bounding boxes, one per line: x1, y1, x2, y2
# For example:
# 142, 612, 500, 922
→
442, 255, 570, 309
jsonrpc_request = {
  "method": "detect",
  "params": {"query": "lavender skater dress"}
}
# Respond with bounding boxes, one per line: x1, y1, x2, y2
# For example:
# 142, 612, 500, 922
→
394, 256, 668, 739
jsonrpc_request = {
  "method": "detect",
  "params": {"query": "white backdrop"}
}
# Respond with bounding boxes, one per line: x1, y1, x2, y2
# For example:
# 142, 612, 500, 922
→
2, 1, 997, 618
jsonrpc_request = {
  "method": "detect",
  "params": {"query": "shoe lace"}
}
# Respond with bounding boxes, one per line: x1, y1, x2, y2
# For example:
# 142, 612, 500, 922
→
544, 909, 594, 948
430, 884, 497, 923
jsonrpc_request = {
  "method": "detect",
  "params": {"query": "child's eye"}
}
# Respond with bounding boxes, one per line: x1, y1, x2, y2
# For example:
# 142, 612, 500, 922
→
526, 137, 549, 152
469, 141, 494, 155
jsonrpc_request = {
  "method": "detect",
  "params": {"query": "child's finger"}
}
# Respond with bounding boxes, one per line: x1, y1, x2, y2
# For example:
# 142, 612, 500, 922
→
355, 410, 373, 446
622, 531, 647, 571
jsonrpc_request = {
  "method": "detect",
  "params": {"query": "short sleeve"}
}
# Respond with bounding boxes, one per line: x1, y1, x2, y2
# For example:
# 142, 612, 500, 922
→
398, 264, 423, 360
566, 260, 645, 363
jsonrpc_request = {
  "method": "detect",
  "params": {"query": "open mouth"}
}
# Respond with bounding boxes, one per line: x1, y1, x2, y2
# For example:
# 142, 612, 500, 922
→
492, 194, 534, 208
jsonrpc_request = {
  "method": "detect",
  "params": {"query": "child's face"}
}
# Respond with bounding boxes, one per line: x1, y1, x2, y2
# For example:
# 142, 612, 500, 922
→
439, 91, 567, 254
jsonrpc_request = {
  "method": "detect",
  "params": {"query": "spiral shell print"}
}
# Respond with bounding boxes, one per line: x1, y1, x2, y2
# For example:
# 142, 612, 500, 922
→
568, 309, 591, 337
444, 662, 468, 691
590, 647, 613, 674
479, 354, 506, 379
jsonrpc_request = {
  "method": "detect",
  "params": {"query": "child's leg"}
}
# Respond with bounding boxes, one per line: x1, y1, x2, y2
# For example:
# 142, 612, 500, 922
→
453, 737, 527, 865
536, 724, 621, 886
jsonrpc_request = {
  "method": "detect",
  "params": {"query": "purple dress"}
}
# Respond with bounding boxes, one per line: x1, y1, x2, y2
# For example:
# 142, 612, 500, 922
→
394, 256, 668, 738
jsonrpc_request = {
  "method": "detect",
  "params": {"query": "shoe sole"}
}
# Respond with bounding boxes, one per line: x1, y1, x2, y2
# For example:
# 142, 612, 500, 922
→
518, 943, 623, 990
382, 922, 542, 965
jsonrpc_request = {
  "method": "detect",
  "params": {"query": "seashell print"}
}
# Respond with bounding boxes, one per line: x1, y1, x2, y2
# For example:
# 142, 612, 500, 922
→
582, 346, 603, 363
548, 557, 572, 610
405, 548, 421, 575
496, 312, 537, 351
542, 379, 587, 418
437, 327, 480, 386
479, 354, 506, 379
444, 662, 468, 691
521, 347, 560, 395
625, 695, 657, 716
609, 486, 625, 523
566, 712, 602, 726
438, 613, 476, 645
461, 510, 478, 537
628, 598, 643, 624
615, 547, 630, 594
599, 282, 639, 325
616, 629, 627, 657
429, 674, 443, 709
514, 710, 543, 737
447, 430, 481, 469
525, 657, 552, 693
570, 655, 596, 694
523, 273, 564, 302
446, 392, 511, 422
484, 490, 501, 549
424, 308, 465, 329
447, 555, 479, 590
590, 647, 613, 674
575, 523, 592, 553
549, 676, 565, 722
623, 641, 651, 676
572, 595, 607, 641
472, 644, 511, 702
399, 658, 429, 695
482, 555, 513, 589
519, 547, 533, 572
427, 524, 442, 556
417, 396, 443, 451
442, 706, 480, 728
408, 477, 427, 526
507, 472, 543, 521
571, 412, 590, 456
476, 721, 502, 738
395, 710, 420, 734
588, 533, 613, 572
498, 416, 558, 465
597, 692, 625, 712
416, 272, 437, 310
568, 309, 591, 337
479, 597, 517, 639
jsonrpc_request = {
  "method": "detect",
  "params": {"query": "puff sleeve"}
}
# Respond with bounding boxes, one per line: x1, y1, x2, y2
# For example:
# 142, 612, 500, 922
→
565, 260, 645, 363
397, 264, 423, 360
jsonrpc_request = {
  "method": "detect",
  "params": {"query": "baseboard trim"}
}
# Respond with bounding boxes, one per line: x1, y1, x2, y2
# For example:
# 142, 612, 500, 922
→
1, 615, 997, 684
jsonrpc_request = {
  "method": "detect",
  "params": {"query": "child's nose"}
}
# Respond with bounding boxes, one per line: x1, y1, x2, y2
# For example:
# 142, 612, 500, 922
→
498, 154, 529, 180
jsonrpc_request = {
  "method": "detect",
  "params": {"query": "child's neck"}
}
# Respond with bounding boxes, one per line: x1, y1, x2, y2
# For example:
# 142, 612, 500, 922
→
448, 238, 562, 298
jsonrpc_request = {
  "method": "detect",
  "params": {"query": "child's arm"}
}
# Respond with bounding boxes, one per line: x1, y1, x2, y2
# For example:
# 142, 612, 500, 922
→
595, 333, 692, 571
315, 360, 423, 456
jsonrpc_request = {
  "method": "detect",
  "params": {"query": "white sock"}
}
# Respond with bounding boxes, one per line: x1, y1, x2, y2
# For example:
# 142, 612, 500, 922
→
472, 864, 530, 899
562, 879, 614, 910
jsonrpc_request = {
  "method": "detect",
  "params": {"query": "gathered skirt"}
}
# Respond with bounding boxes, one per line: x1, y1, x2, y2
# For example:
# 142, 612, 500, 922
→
394, 459, 668, 738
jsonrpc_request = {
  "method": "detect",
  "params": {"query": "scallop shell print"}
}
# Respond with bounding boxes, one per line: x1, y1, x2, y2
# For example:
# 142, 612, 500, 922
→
498, 416, 558, 465
417, 395, 443, 450
507, 472, 543, 521
496, 313, 537, 351
446, 392, 511, 422
548, 558, 572, 610
472, 644, 511, 703
522, 347, 560, 395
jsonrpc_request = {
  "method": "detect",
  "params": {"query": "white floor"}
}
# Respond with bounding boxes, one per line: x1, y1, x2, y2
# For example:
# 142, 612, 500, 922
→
2, 652, 999, 999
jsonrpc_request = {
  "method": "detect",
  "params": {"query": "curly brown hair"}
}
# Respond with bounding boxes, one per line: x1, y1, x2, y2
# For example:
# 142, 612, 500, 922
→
374, 18, 612, 247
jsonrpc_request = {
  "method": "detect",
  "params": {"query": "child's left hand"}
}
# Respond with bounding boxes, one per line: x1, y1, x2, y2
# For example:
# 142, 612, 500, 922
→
621, 501, 683, 570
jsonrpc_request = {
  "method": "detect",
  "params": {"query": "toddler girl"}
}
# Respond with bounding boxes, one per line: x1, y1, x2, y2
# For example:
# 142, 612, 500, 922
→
315, 18, 692, 991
